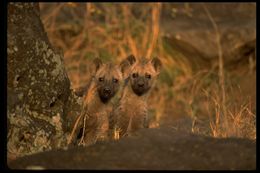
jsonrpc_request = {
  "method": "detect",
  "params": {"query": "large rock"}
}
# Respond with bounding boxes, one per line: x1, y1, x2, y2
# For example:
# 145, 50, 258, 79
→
9, 127, 256, 170
160, 3, 256, 68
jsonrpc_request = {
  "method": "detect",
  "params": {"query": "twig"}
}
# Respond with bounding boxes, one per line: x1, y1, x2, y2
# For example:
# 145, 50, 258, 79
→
146, 3, 162, 58
78, 111, 88, 145
122, 4, 138, 57
67, 113, 83, 145
202, 4, 228, 134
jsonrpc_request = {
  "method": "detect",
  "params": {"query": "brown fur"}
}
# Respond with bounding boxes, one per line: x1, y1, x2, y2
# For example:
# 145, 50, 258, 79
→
79, 58, 124, 146
110, 55, 162, 138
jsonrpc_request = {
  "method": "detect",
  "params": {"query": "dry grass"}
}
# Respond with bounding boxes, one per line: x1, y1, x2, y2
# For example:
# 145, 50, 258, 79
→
39, 3, 255, 140
203, 85, 256, 139
202, 4, 255, 139
202, 3, 228, 135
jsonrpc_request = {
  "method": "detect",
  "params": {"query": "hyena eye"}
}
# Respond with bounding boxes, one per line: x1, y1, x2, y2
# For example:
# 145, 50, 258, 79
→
132, 73, 138, 78
99, 77, 104, 82
145, 73, 151, 79
113, 78, 118, 83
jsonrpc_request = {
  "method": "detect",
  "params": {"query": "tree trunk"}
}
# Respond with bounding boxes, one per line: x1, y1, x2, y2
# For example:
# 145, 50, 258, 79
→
7, 2, 81, 161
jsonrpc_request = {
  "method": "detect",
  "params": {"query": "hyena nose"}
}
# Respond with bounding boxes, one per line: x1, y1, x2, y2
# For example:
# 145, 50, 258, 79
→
103, 88, 111, 94
138, 83, 144, 87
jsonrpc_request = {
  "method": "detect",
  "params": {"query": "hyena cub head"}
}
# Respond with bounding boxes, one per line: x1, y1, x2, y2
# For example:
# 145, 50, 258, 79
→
122, 55, 162, 96
93, 58, 124, 103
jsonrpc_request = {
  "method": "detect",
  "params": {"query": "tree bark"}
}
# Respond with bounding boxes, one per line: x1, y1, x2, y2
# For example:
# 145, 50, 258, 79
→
7, 2, 81, 161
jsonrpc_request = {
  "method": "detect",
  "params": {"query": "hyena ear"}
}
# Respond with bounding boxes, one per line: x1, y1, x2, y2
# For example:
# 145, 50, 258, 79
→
93, 57, 103, 72
151, 57, 162, 73
120, 54, 136, 74
126, 54, 136, 65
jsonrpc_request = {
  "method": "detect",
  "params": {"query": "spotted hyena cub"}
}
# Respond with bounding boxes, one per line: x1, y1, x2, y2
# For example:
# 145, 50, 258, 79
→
110, 55, 162, 139
75, 58, 126, 146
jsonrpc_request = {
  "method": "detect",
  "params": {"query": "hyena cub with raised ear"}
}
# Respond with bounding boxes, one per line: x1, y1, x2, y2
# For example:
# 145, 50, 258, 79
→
75, 58, 125, 146
110, 55, 162, 139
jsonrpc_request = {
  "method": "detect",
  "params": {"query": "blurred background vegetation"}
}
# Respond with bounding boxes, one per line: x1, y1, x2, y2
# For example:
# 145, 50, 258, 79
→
39, 3, 256, 140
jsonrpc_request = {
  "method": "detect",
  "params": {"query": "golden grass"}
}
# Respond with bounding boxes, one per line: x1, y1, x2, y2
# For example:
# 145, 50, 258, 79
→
203, 3, 228, 137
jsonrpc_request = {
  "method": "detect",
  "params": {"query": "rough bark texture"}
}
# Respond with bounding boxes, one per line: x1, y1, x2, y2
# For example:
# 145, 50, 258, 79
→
9, 127, 256, 170
7, 3, 81, 160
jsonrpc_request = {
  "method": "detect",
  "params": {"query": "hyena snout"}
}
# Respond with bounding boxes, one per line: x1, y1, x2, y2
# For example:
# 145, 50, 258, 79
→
132, 77, 150, 96
137, 79, 145, 88
98, 84, 117, 103
103, 87, 112, 97
103, 87, 111, 95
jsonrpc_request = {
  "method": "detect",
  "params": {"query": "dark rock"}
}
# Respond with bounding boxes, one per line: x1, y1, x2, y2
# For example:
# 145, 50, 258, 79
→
9, 127, 256, 170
